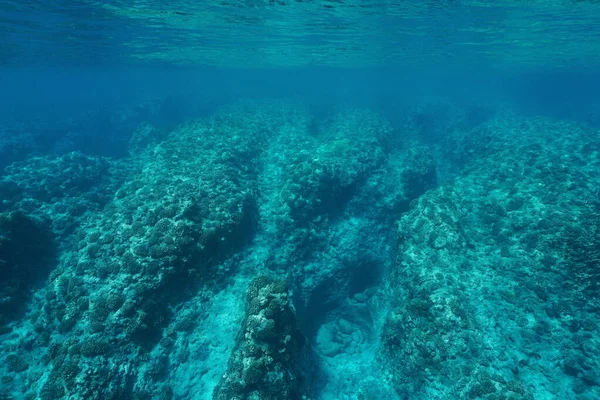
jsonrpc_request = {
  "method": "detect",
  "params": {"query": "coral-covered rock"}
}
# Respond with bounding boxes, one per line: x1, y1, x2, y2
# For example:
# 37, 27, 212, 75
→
0, 152, 130, 241
213, 276, 312, 400
2, 102, 269, 399
381, 114, 600, 399
280, 109, 392, 221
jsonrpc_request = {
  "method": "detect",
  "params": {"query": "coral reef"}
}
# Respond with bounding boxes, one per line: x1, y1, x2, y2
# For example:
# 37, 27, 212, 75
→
0, 151, 130, 241
213, 276, 312, 400
0, 101, 271, 399
381, 112, 600, 399
2, 99, 598, 400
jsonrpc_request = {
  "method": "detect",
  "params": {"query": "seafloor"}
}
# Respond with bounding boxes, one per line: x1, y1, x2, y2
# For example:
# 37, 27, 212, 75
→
0, 99, 599, 400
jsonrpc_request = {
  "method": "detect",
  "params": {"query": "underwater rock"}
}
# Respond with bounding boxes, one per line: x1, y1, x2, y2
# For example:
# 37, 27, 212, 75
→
213, 276, 313, 400
381, 114, 600, 399
0, 103, 268, 399
0, 152, 130, 241
280, 108, 392, 222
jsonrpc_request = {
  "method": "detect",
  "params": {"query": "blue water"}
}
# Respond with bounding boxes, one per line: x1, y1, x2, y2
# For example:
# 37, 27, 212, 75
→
1, 1, 600, 400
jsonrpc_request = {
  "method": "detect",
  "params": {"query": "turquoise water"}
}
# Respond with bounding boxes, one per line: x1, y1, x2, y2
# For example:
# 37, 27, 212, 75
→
1, 1, 600, 399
